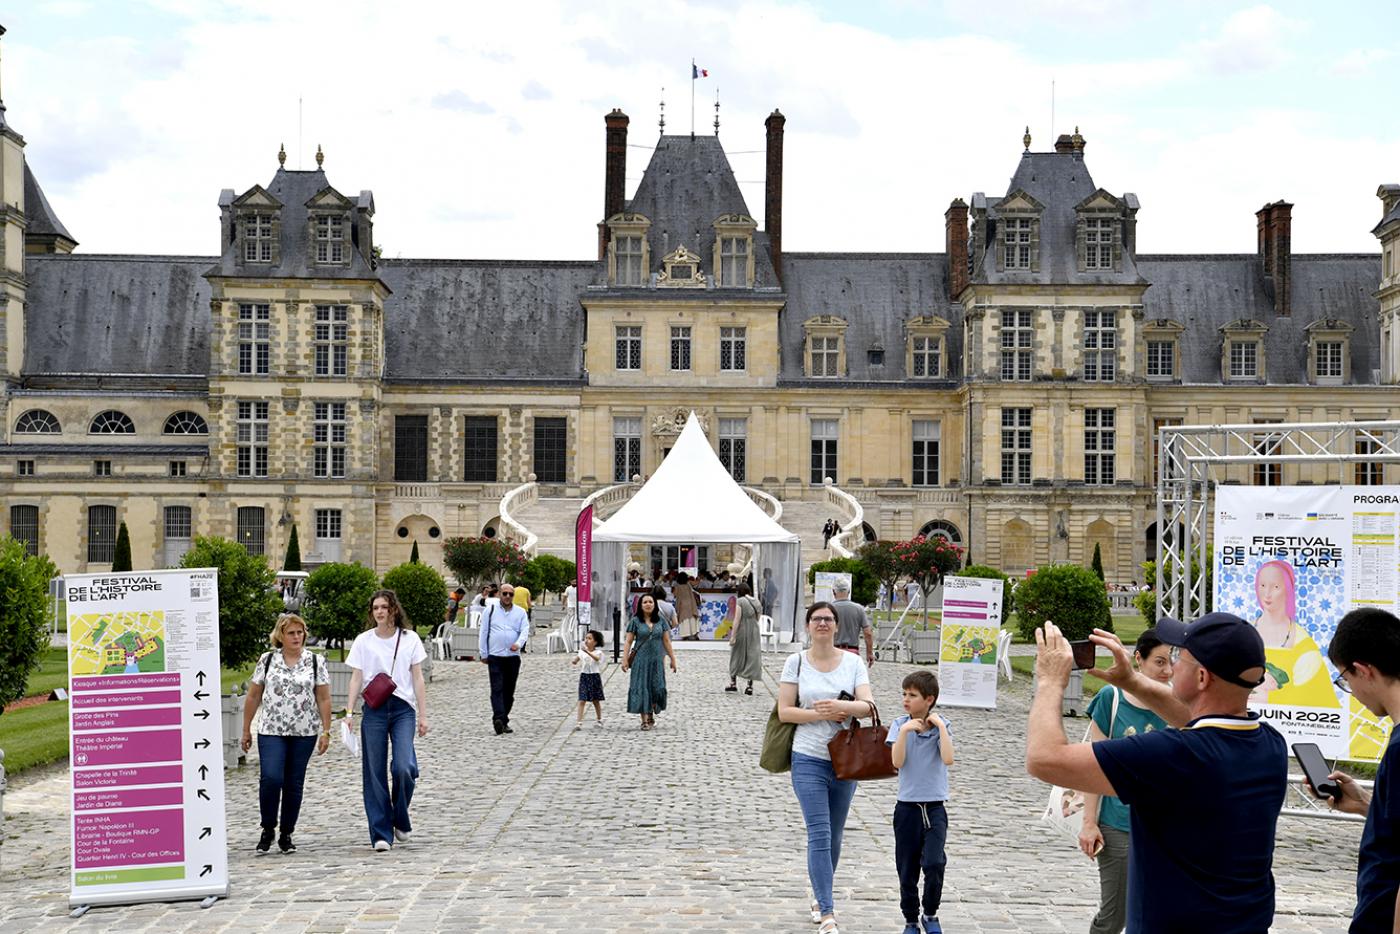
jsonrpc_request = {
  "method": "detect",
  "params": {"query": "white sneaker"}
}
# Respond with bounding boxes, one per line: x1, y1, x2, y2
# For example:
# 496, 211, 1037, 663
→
574, 721, 583, 731
594, 719, 604, 729
810, 898, 822, 924
392, 828, 411, 843
372, 839, 391, 852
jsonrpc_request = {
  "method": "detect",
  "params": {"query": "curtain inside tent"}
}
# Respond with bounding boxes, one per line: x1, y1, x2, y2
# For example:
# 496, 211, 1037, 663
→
589, 540, 628, 647
755, 541, 801, 642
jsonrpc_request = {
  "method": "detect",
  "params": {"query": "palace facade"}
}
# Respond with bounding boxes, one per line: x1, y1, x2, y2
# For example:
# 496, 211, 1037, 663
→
3, 79, 1400, 582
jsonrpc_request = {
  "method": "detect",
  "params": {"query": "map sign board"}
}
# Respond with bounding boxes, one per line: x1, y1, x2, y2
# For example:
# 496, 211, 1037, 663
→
65, 569, 229, 908
937, 575, 1005, 709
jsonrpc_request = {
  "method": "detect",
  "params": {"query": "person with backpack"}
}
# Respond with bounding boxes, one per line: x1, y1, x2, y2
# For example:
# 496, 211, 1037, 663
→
240, 613, 331, 855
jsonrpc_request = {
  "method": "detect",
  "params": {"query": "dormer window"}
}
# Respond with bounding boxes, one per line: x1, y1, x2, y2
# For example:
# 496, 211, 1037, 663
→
243, 213, 274, 263
804, 315, 848, 378
616, 236, 644, 285
1084, 218, 1114, 269
906, 316, 951, 380
1142, 319, 1184, 382
1004, 218, 1032, 269
607, 213, 652, 287
1305, 319, 1354, 385
712, 213, 757, 288
1220, 319, 1268, 383
1230, 342, 1258, 378
1074, 191, 1127, 272
314, 215, 346, 264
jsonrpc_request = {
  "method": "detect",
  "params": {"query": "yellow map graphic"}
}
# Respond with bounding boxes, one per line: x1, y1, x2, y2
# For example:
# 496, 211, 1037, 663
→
69, 611, 168, 677
940, 624, 999, 665
1349, 696, 1394, 763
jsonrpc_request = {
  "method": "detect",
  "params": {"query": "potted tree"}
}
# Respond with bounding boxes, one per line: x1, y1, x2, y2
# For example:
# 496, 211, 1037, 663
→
1014, 563, 1114, 714
381, 561, 448, 678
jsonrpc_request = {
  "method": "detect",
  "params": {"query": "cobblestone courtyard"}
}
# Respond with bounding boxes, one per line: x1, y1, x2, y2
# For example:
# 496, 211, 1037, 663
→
1, 649, 1362, 933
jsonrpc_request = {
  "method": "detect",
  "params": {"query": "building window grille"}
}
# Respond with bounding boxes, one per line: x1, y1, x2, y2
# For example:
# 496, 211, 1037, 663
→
10, 505, 38, 556
1000, 310, 1033, 381
314, 215, 345, 264
1000, 408, 1032, 485
1083, 310, 1116, 381
94, 460, 112, 477
670, 326, 692, 371
615, 325, 641, 371
394, 415, 428, 482
1230, 341, 1259, 379
88, 505, 117, 563
315, 508, 342, 541
15, 410, 60, 434
616, 235, 644, 286
719, 418, 746, 483
810, 419, 838, 484
1356, 433, 1384, 486
912, 420, 940, 487
1146, 341, 1175, 379
613, 417, 641, 482
463, 416, 498, 483
912, 336, 940, 378
719, 236, 748, 286
313, 402, 347, 479
1253, 423, 1282, 486
236, 401, 270, 478
90, 411, 135, 434
811, 336, 840, 377
1084, 408, 1116, 485
314, 305, 349, 377
720, 327, 746, 371
238, 303, 271, 375
533, 418, 568, 483
1004, 217, 1032, 269
169, 460, 187, 478
17, 459, 34, 477
1317, 342, 1343, 380
163, 411, 209, 434
243, 213, 273, 263
237, 506, 265, 556
1085, 218, 1114, 269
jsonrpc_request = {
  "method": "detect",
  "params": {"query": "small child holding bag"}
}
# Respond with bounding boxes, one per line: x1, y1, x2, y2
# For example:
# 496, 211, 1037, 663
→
572, 630, 606, 730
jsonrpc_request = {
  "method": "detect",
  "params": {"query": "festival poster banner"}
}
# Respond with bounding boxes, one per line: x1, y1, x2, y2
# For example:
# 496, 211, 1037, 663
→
65, 569, 229, 908
814, 571, 852, 604
575, 505, 593, 634
1215, 486, 1396, 761
937, 575, 1005, 709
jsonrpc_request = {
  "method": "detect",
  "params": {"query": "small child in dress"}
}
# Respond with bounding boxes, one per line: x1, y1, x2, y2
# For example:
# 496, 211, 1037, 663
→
572, 630, 606, 730
886, 670, 955, 934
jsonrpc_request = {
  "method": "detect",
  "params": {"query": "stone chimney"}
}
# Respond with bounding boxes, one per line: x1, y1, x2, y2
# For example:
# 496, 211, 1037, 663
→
599, 108, 629, 260
1054, 134, 1075, 153
765, 109, 785, 285
945, 198, 969, 299
1256, 200, 1293, 317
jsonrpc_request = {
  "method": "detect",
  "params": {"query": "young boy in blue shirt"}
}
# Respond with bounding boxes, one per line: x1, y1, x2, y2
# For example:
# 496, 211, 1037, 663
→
886, 670, 955, 934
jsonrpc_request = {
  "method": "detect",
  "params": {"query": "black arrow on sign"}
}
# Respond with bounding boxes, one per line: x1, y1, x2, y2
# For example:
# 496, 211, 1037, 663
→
195, 671, 207, 686
198, 765, 208, 780
193, 690, 209, 701
199, 827, 212, 840
200, 864, 212, 877
194, 738, 211, 749
197, 789, 210, 801
194, 709, 210, 720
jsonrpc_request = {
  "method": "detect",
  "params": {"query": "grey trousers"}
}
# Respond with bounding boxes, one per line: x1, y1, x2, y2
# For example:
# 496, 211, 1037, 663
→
1088, 825, 1130, 934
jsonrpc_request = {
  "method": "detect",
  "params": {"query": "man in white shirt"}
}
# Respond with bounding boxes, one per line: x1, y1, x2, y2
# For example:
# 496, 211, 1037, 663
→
478, 585, 530, 735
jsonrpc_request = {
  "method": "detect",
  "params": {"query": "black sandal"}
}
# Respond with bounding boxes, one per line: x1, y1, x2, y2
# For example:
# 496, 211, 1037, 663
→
724, 683, 738, 692
744, 683, 753, 695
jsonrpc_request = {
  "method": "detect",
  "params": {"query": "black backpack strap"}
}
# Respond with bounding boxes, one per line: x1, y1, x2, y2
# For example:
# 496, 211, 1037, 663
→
261, 651, 274, 681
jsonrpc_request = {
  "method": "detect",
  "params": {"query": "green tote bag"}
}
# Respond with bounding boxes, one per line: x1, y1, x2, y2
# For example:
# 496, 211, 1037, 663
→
759, 655, 800, 773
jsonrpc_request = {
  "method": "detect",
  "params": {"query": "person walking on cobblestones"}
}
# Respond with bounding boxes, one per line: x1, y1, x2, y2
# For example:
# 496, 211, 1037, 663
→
780, 601, 877, 934
622, 593, 677, 730
726, 583, 763, 694
673, 572, 701, 641
345, 590, 430, 852
479, 584, 530, 735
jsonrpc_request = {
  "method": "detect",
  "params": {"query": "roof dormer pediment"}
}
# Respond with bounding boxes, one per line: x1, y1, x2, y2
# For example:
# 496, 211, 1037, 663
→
608, 212, 651, 228
233, 185, 283, 209
306, 187, 353, 210
1076, 189, 1124, 212
998, 190, 1043, 213
714, 212, 757, 229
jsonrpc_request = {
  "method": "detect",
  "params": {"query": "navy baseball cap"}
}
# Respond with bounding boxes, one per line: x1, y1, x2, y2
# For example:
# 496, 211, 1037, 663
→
1155, 612, 1267, 689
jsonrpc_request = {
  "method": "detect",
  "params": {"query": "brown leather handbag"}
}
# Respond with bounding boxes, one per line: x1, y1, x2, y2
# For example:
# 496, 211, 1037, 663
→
827, 701, 897, 781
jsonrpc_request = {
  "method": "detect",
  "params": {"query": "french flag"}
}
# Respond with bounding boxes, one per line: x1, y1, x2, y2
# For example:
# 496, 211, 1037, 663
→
693, 64, 709, 78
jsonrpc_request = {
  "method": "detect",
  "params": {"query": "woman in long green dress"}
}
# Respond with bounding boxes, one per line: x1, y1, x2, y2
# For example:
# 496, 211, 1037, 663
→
726, 582, 764, 694
621, 594, 679, 731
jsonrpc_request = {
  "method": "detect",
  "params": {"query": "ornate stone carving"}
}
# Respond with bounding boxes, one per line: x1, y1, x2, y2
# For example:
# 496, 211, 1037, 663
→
650, 407, 708, 436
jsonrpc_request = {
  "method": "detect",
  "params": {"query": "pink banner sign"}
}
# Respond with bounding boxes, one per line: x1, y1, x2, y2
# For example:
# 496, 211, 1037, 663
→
72, 673, 180, 693
576, 505, 594, 603
72, 706, 182, 732
72, 729, 182, 768
73, 809, 185, 869
73, 764, 184, 789
72, 689, 181, 709
75, 785, 184, 812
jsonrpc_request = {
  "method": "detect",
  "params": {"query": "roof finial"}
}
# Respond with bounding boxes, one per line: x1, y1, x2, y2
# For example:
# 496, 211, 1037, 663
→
1023, 125, 1031, 152
659, 87, 666, 135
1071, 125, 1084, 152
0, 24, 9, 128
315, 144, 323, 168
278, 142, 286, 167
713, 88, 720, 136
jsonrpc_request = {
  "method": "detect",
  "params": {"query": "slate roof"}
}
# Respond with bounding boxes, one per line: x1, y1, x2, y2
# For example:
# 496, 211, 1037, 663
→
624, 135, 780, 289
377, 260, 594, 381
24, 254, 214, 377
23, 164, 75, 244
780, 253, 961, 383
208, 167, 379, 281
1137, 254, 1381, 384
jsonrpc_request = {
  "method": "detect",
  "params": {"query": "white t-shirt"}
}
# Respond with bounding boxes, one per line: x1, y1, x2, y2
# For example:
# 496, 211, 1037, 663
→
780, 650, 871, 761
577, 647, 602, 675
346, 628, 428, 710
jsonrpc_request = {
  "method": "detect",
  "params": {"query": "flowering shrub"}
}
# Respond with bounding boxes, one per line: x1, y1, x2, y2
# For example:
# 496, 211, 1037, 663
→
442, 536, 529, 591
895, 535, 964, 628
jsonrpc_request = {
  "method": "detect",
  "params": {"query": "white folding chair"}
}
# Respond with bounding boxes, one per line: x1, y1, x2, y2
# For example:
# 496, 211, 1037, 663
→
545, 624, 569, 654
996, 628, 1013, 682
757, 614, 778, 652
430, 623, 452, 661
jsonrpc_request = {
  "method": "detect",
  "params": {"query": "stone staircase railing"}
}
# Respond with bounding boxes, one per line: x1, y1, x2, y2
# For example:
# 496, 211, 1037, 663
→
735, 487, 784, 577
582, 479, 639, 527
499, 477, 540, 557
822, 479, 864, 559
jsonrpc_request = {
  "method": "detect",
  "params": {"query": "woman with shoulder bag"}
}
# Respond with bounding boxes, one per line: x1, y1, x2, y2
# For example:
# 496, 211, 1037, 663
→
621, 593, 678, 731
778, 602, 876, 934
344, 589, 430, 852
726, 582, 764, 694
240, 613, 331, 855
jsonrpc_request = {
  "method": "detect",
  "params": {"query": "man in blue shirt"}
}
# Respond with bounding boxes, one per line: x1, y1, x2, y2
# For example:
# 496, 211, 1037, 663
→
1319, 607, 1400, 933
1026, 613, 1287, 933
479, 584, 530, 735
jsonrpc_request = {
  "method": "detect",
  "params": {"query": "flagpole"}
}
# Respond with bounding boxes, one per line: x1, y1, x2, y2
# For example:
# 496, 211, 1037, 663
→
690, 58, 695, 137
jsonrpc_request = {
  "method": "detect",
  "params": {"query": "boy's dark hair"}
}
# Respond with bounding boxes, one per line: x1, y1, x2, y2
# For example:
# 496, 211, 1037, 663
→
1135, 628, 1165, 659
902, 670, 940, 703
587, 629, 605, 648
1328, 608, 1400, 679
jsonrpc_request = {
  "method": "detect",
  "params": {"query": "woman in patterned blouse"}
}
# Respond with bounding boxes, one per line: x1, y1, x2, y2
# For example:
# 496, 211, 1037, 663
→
241, 613, 332, 855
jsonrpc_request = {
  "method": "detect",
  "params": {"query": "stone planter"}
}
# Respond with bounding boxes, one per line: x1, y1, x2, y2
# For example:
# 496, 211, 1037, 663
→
908, 630, 940, 664
421, 654, 434, 684
325, 659, 354, 712
1062, 670, 1086, 717
221, 692, 246, 770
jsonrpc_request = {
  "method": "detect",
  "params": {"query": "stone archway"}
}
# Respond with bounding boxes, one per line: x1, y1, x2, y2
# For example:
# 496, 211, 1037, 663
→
861, 522, 878, 545
917, 519, 962, 543
393, 513, 444, 569
1002, 519, 1033, 574
1085, 518, 1118, 582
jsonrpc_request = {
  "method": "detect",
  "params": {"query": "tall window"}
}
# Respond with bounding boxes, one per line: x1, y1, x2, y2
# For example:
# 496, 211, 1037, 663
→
1356, 433, 1384, 486
163, 505, 192, 567
912, 336, 940, 379
463, 416, 498, 483
238, 303, 271, 375
314, 509, 343, 561
243, 213, 273, 262
314, 215, 344, 264
1230, 342, 1259, 379
616, 235, 644, 286
1082, 310, 1116, 381
912, 420, 940, 487
1253, 422, 1282, 486
720, 327, 746, 372
811, 336, 840, 377
810, 419, 838, 484
1317, 342, 1343, 380
394, 415, 428, 482
1152, 417, 1183, 484
719, 418, 746, 483
1000, 310, 1033, 380
1085, 218, 1114, 269
10, 505, 38, 556
1146, 341, 1175, 380
237, 506, 265, 556
313, 402, 347, 479
534, 417, 567, 483
1004, 217, 1032, 269
1084, 408, 1116, 485
236, 401, 269, 478
719, 236, 748, 286
88, 505, 117, 563
615, 325, 641, 371
613, 417, 641, 482
314, 305, 349, 377
670, 326, 692, 371
1000, 408, 1032, 485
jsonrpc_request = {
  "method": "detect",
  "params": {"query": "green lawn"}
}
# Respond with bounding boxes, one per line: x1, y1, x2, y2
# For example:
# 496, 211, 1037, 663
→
0, 701, 71, 774
20, 647, 69, 698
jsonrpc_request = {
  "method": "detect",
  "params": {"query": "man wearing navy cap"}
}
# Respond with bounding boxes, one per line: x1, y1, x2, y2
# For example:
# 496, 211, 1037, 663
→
1026, 613, 1287, 933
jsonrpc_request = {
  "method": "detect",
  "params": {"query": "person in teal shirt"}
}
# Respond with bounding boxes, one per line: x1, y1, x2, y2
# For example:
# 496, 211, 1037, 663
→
1079, 629, 1174, 934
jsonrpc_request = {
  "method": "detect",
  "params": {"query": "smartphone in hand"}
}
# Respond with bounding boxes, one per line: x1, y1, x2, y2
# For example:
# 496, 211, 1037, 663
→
1069, 640, 1097, 670
1292, 742, 1341, 800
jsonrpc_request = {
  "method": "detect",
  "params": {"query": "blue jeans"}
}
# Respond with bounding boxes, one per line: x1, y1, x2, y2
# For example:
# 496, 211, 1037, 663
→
257, 734, 317, 833
360, 695, 419, 844
791, 751, 858, 916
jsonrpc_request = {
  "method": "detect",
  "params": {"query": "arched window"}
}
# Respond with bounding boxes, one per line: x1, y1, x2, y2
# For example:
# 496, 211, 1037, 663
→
15, 410, 61, 434
90, 411, 136, 434
918, 519, 963, 544
1002, 519, 1033, 573
163, 411, 209, 435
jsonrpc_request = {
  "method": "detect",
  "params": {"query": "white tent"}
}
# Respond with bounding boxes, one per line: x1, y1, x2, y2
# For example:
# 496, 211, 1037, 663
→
590, 413, 803, 641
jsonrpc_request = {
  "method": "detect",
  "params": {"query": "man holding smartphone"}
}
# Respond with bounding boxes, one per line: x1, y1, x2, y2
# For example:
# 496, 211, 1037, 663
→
1319, 607, 1400, 933
1026, 613, 1286, 933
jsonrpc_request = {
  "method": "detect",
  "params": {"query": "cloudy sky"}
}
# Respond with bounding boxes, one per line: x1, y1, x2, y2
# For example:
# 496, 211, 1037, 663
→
4, 1, 1397, 259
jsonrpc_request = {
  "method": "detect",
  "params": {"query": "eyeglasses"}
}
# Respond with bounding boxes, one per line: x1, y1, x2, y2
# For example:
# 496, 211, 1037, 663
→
809, 615, 836, 624
1333, 668, 1354, 694
500, 591, 515, 597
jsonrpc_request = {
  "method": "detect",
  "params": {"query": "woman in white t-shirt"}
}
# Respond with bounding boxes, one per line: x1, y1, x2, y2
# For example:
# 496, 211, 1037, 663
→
345, 589, 430, 852
779, 602, 876, 934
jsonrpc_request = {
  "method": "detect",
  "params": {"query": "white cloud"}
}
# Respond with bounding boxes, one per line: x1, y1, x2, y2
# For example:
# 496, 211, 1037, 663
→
1331, 47, 1394, 76
1191, 4, 1304, 75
